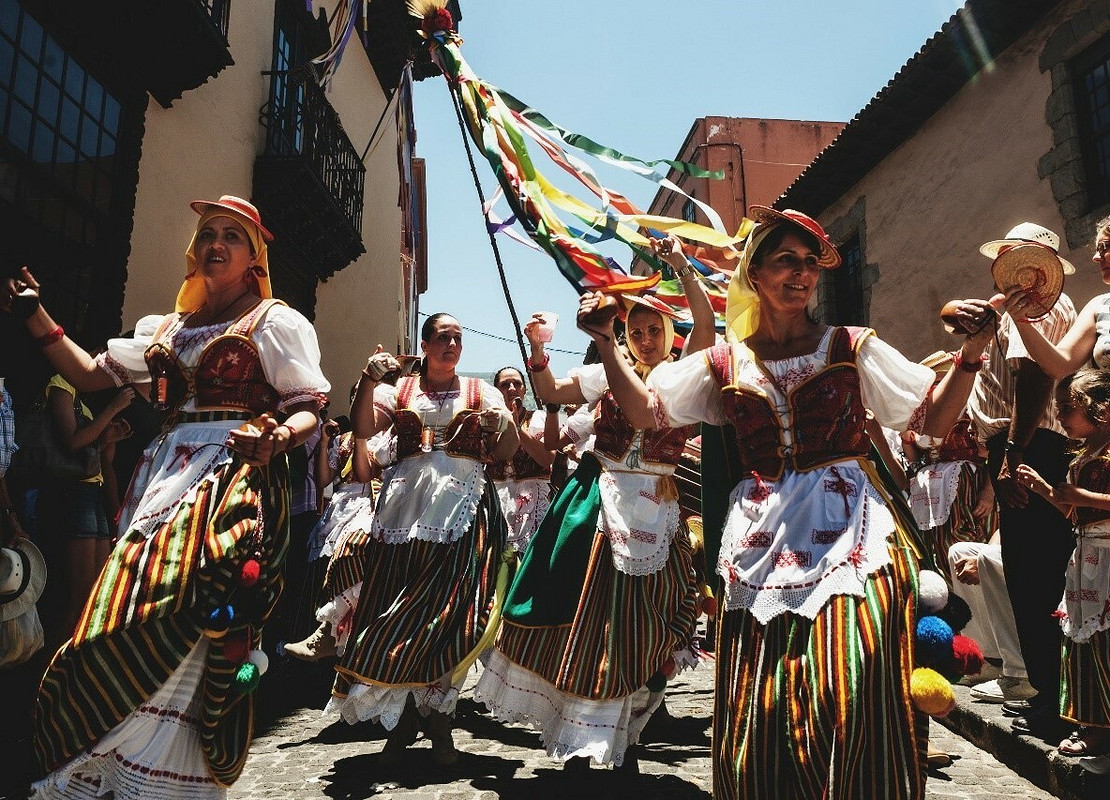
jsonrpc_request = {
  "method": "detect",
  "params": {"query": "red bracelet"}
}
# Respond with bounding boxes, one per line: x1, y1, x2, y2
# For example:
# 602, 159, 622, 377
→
528, 352, 550, 372
951, 350, 986, 373
36, 325, 64, 347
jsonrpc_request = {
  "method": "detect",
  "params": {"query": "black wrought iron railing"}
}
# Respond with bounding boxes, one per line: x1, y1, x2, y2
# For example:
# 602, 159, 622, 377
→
260, 68, 365, 235
199, 0, 232, 39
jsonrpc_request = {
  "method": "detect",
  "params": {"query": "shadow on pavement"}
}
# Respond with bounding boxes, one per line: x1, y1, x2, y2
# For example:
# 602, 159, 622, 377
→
471, 767, 710, 799
319, 749, 523, 799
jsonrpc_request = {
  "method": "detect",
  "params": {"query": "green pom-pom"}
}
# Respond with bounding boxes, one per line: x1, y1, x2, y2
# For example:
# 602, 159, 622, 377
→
645, 671, 667, 693
234, 662, 260, 693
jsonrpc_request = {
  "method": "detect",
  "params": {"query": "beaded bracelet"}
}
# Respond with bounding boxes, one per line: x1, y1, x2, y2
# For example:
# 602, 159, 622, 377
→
528, 352, 550, 372
951, 349, 986, 373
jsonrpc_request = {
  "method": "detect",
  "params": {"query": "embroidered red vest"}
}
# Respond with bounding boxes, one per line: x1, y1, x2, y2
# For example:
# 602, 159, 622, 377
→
393, 376, 486, 461
931, 417, 980, 463
594, 390, 692, 466
144, 299, 283, 414
1074, 454, 1110, 528
490, 410, 551, 481
706, 327, 872, 481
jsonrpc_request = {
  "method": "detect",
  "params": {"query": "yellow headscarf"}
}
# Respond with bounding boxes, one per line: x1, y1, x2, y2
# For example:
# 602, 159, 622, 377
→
622, 297, 677, 381
724, 223, 778, 344
175, 207, 273, 313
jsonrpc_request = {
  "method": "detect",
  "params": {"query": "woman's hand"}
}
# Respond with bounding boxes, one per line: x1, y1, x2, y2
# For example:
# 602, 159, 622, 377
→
953, 556, 981, 586
576, 291, 616, 343
363, 345, 400, 382
226, 413, 292, 467
997, 286, 1044, 324
523, 312, 548, 348
1015, 463, 1053, 498
972, 478, 996, 519
100, 417, 133, 445
2, 266, 42, 318
478, 408, 510, 436
650, 233, 687, 269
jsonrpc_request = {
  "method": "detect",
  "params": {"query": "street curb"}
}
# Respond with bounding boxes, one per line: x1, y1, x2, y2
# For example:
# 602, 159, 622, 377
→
937, 684, 1110, 800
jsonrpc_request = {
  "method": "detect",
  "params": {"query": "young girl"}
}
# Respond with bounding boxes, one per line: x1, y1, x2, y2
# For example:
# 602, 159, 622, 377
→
1016, 368, 1110, 756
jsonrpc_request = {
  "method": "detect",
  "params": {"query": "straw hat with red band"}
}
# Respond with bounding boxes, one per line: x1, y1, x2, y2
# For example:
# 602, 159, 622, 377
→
617, 292, 682, 375
725, 206, 841, 343
176, 195, 274, 312
979, 222, 1074, 275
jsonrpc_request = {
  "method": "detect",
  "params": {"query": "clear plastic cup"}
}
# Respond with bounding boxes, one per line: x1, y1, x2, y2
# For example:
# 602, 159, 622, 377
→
533, 311, 559, 342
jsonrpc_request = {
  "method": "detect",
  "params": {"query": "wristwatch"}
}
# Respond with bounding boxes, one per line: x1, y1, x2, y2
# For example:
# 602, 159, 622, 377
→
1004, 440, 1025, 455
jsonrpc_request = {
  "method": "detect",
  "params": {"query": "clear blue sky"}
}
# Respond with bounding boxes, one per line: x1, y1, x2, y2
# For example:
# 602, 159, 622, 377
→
413, 0, 967, 379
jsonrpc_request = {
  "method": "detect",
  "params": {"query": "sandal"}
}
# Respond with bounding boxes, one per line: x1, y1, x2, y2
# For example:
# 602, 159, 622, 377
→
926, 742, 952, 769
1058, 727, 1110, 756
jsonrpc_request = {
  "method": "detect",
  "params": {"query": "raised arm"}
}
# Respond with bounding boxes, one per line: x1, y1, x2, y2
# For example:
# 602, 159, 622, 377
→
514, 407, 556, 470
919, 300, 994, 438
523, 312, 587, 405
1002, 289, 1097, 380
351, 347, 400, 439
4, 268, 116, 392
651, 234, 716, 355
577, 293, 656, 429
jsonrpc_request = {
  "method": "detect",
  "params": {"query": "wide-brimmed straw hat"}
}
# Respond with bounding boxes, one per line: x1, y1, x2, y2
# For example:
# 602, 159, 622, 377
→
979, 222, 1074, 275
0, 539, 46, 622
619, 293, 685, 322
990, 242, 1065, 321
747, 206, 841, 269
189, 195, 274, 242
920, 350, 954, 373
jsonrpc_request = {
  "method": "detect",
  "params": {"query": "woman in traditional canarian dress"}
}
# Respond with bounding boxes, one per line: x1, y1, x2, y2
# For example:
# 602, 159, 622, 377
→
474, 234, 713, 773
326, 314, 517, 766
597, 206, 992, 798
5, 195, 329, 800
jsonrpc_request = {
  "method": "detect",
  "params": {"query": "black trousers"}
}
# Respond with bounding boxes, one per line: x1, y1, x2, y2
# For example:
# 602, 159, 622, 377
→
987, 429, 1074, 705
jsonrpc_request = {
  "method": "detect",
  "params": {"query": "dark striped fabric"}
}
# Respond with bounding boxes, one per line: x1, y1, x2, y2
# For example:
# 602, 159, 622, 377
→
924, 462, 993, 577
321, 526, 373, 604
333, 479, 505, 693
497, 457, 699, 700
713, 542, 925, 800
34, 457, 289, 786
1061, 630, 1110, 729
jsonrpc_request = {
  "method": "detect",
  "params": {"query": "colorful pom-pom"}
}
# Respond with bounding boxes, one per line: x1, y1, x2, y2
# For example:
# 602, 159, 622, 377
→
948, 634, 985, 678
248, 649, 269, 676
911, 667, 955, 717
915, 615, 954, 668
662, 656, 678, 679
222, 634, 250, 664
240, 559, 261, 588
937, 592, 972, 634
204, 605, 235, 639
421, 8, 454, 36
646, 670, 668, 693
234, 662, 260, 693
702, 596, 718, 618
918, 570, 949, 614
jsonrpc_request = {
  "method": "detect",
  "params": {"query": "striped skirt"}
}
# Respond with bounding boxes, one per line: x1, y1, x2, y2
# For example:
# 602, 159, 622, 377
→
923, 462, 993, 576
33, 455, 289, 794
475, 454, 700, 765
1061, 631, 1110, 730
713, 542, 925, 800
329, 479, 506, 727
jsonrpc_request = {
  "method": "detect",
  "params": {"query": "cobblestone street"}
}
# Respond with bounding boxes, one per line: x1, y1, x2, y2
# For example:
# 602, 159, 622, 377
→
229, 660, 1057, 800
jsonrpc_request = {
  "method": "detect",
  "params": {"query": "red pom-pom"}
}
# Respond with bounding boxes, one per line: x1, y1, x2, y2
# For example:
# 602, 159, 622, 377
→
662, 655, 678, 678
421, 8, 453, 35
702, 596, 718, 618
949, 634, 984, 677
240, 559, 261, 588
223, 634, 250, 664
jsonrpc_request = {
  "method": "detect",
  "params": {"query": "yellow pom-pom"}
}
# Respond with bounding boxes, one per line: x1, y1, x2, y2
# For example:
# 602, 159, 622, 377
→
910, 667, 955, 717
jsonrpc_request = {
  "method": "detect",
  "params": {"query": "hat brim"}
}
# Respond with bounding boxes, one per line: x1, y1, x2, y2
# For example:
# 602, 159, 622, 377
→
748, 206, 841, 268
619, 293, 687, 322
980, 239, 1074, 275
920, 350, 955, 372
190, 200, 274, 242
990, 243, 1065, 321
0, 538, 46, 622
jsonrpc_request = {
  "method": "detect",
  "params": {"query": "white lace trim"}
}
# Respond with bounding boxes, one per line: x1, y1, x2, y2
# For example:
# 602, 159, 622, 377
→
473, 649, 662, 767
908, 460, 970, 530
324, 678, 462, 729
719, 466, 895, 624
1059, 534, 1110, 643
317, 582, 362, 655
31, 641, 223, 800
309, 483, 374, 561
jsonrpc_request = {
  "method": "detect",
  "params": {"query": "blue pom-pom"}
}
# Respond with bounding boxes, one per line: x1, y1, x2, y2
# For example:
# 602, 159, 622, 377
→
205, 605, 235, 637
915, 615, 954, 668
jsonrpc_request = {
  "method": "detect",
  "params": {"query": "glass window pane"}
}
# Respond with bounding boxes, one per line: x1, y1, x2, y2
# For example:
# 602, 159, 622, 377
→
59, 96, 79, 144
0, 0, 17, 39
102, 95, 119, 136
42, 38, 63, 82
85, 77, 103, 118
18, 12, 42, 60
37, 78, 58, 124
55, 139, 74, 164
32, 120, 53, 162
7, 100, 32, 152
64, 61, 83, 101
79, 113, 98, 158
14, 53, 36, 104
0, 37, 13, 85
99, 131, 115, 158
